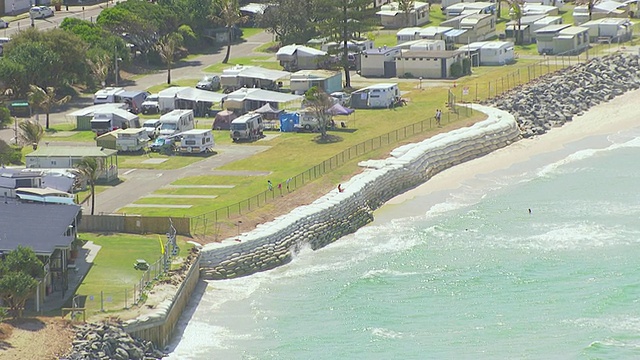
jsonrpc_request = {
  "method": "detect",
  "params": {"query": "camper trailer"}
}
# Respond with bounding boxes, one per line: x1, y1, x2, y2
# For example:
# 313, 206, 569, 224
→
116, 128, 150, 152
93, 87, 125, 105
159, 109, 195, 137
350, 83, 400, 109
230, 113, 264, 142
90, 110, 140, 136
179, 129, 215, 154
115, 90, 149, 114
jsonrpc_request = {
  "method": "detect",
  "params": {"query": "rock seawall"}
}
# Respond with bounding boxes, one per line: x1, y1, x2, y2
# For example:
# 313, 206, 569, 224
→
200, 105, 520, 279
486, 53, 640, 138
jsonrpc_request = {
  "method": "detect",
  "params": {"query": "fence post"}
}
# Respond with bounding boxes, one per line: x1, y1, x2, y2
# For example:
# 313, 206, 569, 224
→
100, 291, 104, 312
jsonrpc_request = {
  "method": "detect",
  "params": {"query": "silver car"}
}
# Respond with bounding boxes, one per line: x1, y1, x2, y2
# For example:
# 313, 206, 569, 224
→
29, 6, 54, 19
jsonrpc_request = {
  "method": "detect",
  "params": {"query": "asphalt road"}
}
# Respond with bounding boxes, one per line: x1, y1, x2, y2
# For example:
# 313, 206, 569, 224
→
1, 3, 107, 37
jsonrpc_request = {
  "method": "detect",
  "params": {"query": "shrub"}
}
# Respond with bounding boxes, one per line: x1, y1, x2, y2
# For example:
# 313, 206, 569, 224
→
450, 61, 463, 78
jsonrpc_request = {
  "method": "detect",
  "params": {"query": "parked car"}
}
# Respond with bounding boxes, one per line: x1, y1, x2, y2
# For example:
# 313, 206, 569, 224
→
140, 94, 160, 115
196, 75, 221, 91
30, 6, 54, 19
149, 136, 176, 153
0, 19, 9, 28
330, 92, 351, 106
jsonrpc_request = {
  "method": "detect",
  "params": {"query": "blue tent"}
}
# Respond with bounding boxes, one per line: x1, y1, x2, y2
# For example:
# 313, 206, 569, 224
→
279, 112, 299, 132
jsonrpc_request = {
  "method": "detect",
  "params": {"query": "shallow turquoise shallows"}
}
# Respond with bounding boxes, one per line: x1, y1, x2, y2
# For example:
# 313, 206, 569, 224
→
168, 125, 640, 360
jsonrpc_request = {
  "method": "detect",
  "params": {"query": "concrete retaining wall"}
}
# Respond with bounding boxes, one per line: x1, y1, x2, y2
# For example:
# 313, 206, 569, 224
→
123, 253, 201, 348
200, 105, 520, 279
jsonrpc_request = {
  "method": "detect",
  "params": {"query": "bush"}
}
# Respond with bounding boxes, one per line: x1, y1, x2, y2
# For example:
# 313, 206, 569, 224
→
403, 72, 414, 78
450, 61, 463, 78
0, 106, 11, 129
462, 58, 471, 75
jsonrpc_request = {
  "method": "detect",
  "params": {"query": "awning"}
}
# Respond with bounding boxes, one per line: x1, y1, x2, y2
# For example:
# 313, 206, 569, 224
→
176, 88, 227, 103
242, 89, 303, 103
445, 29, 468, 37
239, 67, 291, 82
254, 103, 283, 114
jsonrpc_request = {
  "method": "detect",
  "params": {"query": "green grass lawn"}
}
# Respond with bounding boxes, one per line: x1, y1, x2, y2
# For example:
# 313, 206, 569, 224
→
240, 27, 264, 39
75, 233, 194, 315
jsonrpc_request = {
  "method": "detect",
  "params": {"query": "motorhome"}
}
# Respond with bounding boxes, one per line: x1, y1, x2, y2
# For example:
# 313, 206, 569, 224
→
350, 83, 400, 109
159, 109, 194, 137
116, 128, 150, 152
93, 87, 125, 105
141, 94, 160, 114
90, 109, 140, 136
178, 129, 215, 154
141, 119, 162, 139
230, 113, 264, 142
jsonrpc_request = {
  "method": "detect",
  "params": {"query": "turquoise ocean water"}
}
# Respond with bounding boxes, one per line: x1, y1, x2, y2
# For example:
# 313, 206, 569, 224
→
168, 124, 640, 359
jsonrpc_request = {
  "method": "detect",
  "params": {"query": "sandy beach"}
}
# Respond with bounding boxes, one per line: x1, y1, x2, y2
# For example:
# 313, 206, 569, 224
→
377, 87, 640, 220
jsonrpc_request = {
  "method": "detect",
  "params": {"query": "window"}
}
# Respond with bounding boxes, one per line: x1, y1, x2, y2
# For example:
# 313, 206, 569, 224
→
51, 160, 57, 166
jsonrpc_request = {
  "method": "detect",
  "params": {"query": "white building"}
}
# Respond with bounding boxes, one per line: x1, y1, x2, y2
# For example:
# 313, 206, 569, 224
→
580, 18, 633, 42
359, 46, 401, 77
394, 50, 465, 78
377, 1, 431, 28
458, 41, 515, 65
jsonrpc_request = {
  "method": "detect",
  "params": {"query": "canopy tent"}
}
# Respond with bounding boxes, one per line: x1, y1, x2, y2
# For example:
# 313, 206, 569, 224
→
176, 88, 227, 103
328, 103, 355, 116
254, 103, 283, 120
213, 110, 237, 130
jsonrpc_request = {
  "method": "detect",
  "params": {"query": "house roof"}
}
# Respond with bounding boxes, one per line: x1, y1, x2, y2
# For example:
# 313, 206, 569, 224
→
240, 2, 269, 14
558, 26, 588, 35
396, 27, 422, 36
444, 29, 468, 37
27, 146, 118, 158
363, 46, 400, 55
118, 90, 148, 98
595, 0, 627, 12
535, 24, 572, 33
291, 69, 340, 80
460, 13, 492, 24
418, 26, 454, 37
158, 86, 188, 97
223, 66, 290, 81
446, 1, 494, 10
398, 49, 465, 58
0, 201, 81, 255
357, 83, 398, 91
581, 17, 631, 26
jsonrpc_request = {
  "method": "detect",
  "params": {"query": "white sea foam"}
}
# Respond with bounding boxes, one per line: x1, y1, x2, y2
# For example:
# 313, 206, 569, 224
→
370, 327, 404, 340
361, 268, 419, 279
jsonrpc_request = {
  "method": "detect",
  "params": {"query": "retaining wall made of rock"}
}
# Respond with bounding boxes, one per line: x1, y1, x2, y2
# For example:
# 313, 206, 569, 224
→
200, 105, 520, 279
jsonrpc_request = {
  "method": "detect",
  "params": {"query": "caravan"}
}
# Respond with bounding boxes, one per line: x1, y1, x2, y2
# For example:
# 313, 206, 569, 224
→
159, 109, 194, 137
94, 87, 125, 105
350, 83, 400, 109
179, 129, 215, 154
90, 109, 140, 136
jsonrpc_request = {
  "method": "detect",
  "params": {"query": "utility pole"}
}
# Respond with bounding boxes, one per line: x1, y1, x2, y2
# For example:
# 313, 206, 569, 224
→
114, 46, 119, 87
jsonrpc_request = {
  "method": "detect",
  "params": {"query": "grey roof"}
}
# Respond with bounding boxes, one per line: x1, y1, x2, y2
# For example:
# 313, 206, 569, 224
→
176, 87, 227, 103
0, 201, 81, 255
67, 103, 127, 118
227, 88, 303, 103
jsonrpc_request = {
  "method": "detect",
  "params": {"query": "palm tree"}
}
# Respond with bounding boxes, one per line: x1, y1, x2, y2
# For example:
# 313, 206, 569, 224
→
87, 53, 110, 88
27, 85, 71, 130
18, 120, 44, 150
397, 0, 415, 27
509, 0, 523, 45
156, 33, 184, 85
74, 157, 102, 215
215, 0, 246, 64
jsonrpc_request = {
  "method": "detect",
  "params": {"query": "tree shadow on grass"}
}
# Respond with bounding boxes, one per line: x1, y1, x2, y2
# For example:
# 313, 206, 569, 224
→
6, 318, 46, 331
313, 134, 343, 144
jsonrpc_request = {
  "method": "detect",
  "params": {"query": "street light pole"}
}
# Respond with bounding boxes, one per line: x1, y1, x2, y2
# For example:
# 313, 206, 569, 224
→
114, 46, 120, 87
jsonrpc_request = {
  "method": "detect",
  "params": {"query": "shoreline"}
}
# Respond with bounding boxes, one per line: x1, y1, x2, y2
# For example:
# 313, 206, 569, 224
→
376, 87, 640, 221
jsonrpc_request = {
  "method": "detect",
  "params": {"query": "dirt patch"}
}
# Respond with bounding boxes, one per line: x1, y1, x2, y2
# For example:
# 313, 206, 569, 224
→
0, 317, 74, 360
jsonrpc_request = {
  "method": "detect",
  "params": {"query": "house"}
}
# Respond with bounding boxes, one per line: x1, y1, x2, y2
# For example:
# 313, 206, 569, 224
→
26, 146, 119, 183
535, 25, 589, 54
445, 2, 496, 18
395, 50, 466, 78
530, 15, 564, 40
377, 1, 431, 28
276, 44, 329, 71
0, 168, 77, 199
96, 128, 149, 152
67, 103, 128, 131
0, 201, 81, 311
520, 4, 560, 16
398, 39, 447, 51
418, 26, 455, 40
396, 27, 423, 43
580, 18, 633, 42
224, 88, 303, 114
350, 83, 400, 109
505, 15, 562, 43
458, 41, 515, 66
290, 70, 343, 95
573, 1, 630, 24
220, 65, 291, 92
359, 46, 401, 77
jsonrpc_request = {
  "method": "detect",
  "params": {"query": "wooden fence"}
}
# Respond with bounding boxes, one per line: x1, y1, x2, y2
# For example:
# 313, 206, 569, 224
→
79, 215, 191, 236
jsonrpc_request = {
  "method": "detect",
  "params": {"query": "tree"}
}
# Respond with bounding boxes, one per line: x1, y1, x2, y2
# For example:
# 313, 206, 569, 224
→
156, 33, 184, 84
18, 120, 44, 149
317, 0, 375, 88
0, 246, 44, 318
213, 0, 246, 64
259, 0, 319, 45
508, 0, 523, 45
304, 86, 334, 140
75, 157, 102, 215
0, 106, 11, 129
0, 139, 21, 166
397, 0, 415, 27
27, 85, 71, 130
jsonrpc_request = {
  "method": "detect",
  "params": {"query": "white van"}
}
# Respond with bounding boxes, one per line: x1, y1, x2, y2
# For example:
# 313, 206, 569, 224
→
179, 129, 215, 154
159, 109, 194, 136
230, 113, 264, 142
141, 119, 161, 139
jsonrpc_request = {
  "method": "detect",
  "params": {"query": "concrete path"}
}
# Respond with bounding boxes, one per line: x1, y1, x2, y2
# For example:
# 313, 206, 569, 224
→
93, 145, 270, 214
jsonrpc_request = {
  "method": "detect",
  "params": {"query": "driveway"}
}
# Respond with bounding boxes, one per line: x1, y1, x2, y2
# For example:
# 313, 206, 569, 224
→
93, 144, 271, 214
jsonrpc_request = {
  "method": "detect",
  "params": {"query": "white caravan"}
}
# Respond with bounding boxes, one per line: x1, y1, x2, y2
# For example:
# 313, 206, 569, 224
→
159, 109, 194, 137
179, 129, 215, 154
